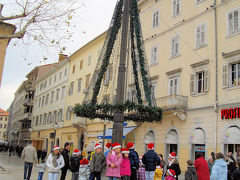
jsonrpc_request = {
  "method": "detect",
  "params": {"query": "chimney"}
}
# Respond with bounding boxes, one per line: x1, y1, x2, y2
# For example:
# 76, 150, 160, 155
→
59, 54, 68, 62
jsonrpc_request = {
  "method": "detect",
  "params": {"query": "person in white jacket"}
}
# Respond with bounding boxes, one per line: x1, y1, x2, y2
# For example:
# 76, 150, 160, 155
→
46, 146, 65, 180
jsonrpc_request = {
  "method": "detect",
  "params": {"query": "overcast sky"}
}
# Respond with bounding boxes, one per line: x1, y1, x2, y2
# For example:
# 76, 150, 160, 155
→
0, 0, 118, 110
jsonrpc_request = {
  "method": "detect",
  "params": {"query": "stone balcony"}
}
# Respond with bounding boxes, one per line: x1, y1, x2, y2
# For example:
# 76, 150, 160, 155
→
155, 95, 188, 111
72, 115, 87, 130
18, 113, 32, 122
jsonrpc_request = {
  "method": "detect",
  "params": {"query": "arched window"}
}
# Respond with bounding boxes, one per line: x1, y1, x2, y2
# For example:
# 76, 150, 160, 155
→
144, 131, 155, 152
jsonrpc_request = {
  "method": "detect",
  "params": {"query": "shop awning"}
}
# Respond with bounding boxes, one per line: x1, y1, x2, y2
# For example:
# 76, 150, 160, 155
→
97, 126, 136, 140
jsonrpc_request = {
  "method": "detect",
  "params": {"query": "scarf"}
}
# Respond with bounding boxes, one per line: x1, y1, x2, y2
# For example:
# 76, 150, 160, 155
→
110, 150, 116, 161
52, 152, 59, 167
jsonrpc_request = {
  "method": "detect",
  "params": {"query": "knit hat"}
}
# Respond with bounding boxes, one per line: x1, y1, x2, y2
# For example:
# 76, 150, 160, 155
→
94, 143, 102, 150
121, 148, 129, 154
112, 143, 121, 150
80, 159, 89, 165
167, 169, 176, 177
126, 142, 135, 149
169, 152, 177, 159
147, 143, 154, 150
53, 146, 60, 151
73, 149, 80, 155
105, 143, 112, 150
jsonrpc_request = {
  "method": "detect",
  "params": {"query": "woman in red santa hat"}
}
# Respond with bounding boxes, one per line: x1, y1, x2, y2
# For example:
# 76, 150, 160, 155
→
106, 142, 123, 180
142, 143, 160, 179
166, 152, 181, 180
46, 146, 65, 180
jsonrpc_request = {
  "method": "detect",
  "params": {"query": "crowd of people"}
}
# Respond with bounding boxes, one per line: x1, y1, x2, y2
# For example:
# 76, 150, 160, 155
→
3, 141, 240, 180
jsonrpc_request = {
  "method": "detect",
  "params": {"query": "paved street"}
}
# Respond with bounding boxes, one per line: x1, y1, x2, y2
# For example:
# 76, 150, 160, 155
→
0, 152, 184, 180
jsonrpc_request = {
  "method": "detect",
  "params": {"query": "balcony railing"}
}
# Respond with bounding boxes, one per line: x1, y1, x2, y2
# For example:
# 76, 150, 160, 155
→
156, 95, 188, 111
23, 98, 31, 106
18, 113, 32, 121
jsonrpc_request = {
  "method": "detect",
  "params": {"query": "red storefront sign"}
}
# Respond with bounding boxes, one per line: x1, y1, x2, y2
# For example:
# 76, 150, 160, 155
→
221, 107, 240, 120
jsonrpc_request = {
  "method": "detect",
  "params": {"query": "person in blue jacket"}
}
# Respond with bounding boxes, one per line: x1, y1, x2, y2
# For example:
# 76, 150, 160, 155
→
104, 143, 112, 157
210, 152, 228, 180
127, 142, 139, 180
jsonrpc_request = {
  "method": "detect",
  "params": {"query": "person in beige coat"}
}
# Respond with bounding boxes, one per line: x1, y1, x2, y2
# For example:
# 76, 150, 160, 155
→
21, 141, 38, 180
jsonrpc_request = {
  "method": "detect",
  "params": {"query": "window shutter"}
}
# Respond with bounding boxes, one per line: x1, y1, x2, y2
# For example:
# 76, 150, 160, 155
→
109, 65, 113, 80
204, 69, 209, 92
175, 39, 179, 55
176, 0, 180, 14
173, 0, 176, 16
233, 11, 238, 32
171, 38, 175, 57
150, 47, 154, 65
196, 27, 200, 48
222, 64, 229, 88
153, 13, 156, 28
154, 47, 158, 64
190, 73, 195, 94
228, 13, 233, 34
156, 11, 159, 26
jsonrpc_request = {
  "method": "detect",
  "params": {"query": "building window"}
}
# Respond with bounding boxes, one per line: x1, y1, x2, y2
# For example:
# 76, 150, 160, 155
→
4, 124, 7, 129
80, 60, 83, 70
53, 111, 57, 123
47, 112, 52, 124
49, 78, 51, 85
196, 0, 206, 5
223, 62, 240, 88
38, 98, 41, 108
42, 96, 45, 107
5, 117, 7, 121
72, 65, 76, 74
40, 83, 43, 91
77, 79, 82, 93
88, 56, 91, 66
0, 124, 2, 128
45, 94, 49, 105
51, 91, 54, 103
196, 23, 207, 48
39, 114, 43, 125
64, 68, 68, 76
227, 8, 240, 36
171, 35, 180, 58
104, 67, 111, 86
59, 72, 62, 80
151, 83, 157, 98
66, 108, 71, 120
152, 10, 159, 28
0, 117, 2, 121
58, 109, 63, 122
61, 86, 66, 99
68, 82, 74, 96
56, 89, 60, 101
190, 69, 209, 95
168, 77, 179, 95
150, 46, 158, 66
43, 113, 47, 125
35, 116, 39, 126
54, 75, 57, 82
172, 0, 180, 17
85, 74, 91, 89
44, 81, 47, 88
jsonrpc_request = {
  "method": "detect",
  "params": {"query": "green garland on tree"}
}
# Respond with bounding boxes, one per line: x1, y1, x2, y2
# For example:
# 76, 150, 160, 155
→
74, 100, 162, 122
91, 0, 123, 105
130, 0, 152, 107
130, 10, 143, 104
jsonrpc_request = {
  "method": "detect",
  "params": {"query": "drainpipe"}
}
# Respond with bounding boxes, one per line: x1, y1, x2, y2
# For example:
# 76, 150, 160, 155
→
213, 0, 218, 153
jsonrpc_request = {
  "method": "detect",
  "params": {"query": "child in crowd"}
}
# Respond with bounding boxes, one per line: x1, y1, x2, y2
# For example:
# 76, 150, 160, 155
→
184, 160, 198, 180
120, 148, 131, 180
37, 159, 46, 180
137, 156, 145, 180
165, 169, 176, 180
70, 149, 81, 180
79, 159, 90, 180
154, 165, 163, 180
106, 143, 123, 180
89, 143, 106, 180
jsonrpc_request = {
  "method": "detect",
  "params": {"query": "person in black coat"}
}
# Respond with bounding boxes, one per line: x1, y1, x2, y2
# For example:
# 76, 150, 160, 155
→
166, 152, 181, 180
142, 143, 160, 179
37, 149, 42, 163
60, 142, 70, 180
127, 142, 139, 180
70, 149, 82, 180
41, 149, 47, 161
232, 160, 240, 180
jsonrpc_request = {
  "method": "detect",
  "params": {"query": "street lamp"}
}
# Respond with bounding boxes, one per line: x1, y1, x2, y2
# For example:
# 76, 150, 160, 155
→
52, 122, 58, 146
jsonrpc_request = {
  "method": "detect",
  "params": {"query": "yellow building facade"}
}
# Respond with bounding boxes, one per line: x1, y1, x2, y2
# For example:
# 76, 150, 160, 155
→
0, 109, 9, 142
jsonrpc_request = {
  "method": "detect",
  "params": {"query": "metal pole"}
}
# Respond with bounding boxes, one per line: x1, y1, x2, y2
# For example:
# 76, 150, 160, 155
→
54, 130, 56, 146
102, 123, 106, 150
112, 0, 130, 145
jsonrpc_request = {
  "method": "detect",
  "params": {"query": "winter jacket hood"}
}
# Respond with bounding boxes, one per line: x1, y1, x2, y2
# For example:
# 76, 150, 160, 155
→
194, 156, 210, 180
70, 155, 80, 172
210, 159, 227, 180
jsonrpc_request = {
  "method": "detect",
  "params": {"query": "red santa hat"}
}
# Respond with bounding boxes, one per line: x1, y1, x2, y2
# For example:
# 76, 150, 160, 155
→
112, 142, 121, 150
105, 143, 112, 150
169, 152, 177, 159
147, 143, 154, 150
121, 148, 129, 154
53, 146, 60, 151
126, 142, 135, 149
167, 169, 176, 177
80, 159, 89, 165
73, 149, 80, 155
94, 143, 102, 150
